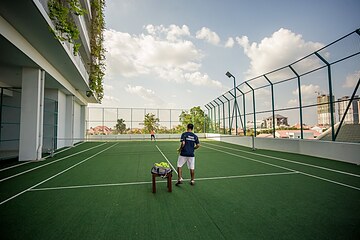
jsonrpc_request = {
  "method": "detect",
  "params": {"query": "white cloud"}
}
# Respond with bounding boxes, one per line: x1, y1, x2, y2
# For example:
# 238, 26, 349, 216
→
126, 84, 154, 97
287, 99, 298, 107
125, 84, 164, 106
225, 37, 235, 48
287, 84, 320, 107
289, 84, 320, 106
292, 84, 320, 99
196, 27, 221, 45
103, 84, 114, 90
104, 27, 222, 88
144, 24, 190, 42
103, 95, 120, 102
343, 70, 360, 88
184, 72, 222, 88
236, 28, 324, 79
97, 95, 121, 107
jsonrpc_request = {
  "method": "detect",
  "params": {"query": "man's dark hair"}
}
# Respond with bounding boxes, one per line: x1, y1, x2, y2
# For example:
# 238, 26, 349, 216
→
187, 123, 194, 130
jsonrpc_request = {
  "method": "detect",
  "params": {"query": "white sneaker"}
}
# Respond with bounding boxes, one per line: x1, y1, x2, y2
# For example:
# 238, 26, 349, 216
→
175, 178, 183, 186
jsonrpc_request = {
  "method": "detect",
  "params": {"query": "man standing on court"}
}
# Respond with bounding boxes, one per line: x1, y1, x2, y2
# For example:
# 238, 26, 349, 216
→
176, 123, 200, 186
150, 129, 156, 141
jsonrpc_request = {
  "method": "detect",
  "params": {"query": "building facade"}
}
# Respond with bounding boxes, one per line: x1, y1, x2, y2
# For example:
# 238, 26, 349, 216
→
264, 114, 289, 129
0, 0, 103, 161
338, 95, 359, 124
317, 94, 335, 126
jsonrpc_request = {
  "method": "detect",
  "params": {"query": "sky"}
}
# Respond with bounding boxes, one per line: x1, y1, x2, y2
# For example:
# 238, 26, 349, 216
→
91, 0, 360, 125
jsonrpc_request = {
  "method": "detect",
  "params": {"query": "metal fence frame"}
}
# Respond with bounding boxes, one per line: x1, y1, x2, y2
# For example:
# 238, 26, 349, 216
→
206, 28, 360, 141
86, 107, 189, 135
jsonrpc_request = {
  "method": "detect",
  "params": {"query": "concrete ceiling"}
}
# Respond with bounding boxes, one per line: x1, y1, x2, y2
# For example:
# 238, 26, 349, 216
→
0, 0, 96, 102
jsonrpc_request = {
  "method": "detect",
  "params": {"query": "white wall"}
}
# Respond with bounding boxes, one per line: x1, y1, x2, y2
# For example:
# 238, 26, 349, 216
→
73, 101, 81, 143
208, 134, 360, 165
87, 133, 206, 141
80, 105, 86, 140
57, 91, 67, 149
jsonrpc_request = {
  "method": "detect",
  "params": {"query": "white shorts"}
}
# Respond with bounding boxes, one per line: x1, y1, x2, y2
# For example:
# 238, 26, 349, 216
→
177, 156, 195, 170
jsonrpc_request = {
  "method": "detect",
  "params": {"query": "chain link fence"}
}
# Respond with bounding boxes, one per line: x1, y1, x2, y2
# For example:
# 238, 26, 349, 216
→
206, 29, 360, 142
86, 107, 190, 136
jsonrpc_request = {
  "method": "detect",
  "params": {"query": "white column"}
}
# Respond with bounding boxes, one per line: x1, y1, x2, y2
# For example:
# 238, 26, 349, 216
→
73, 102, 81, 142
56, 91, 66, 149
80, 105, 86, 141
19, 68, 45, 161
65, 95, 74, 146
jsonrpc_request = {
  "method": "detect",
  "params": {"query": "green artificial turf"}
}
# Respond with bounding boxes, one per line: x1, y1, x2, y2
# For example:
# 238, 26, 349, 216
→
0, 140, 359, 239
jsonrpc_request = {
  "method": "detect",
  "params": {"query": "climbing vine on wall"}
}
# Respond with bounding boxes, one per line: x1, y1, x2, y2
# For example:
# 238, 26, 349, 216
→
89, 0, 106, 101
48, 0, 86, 55
48, 0, 105, 101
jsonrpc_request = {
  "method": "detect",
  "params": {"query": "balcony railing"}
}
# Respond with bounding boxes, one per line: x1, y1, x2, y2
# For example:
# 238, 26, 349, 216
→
37, 0, 90, 84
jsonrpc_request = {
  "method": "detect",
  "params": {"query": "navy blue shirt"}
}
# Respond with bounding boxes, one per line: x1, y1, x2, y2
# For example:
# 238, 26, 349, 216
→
180, 132, 199, 157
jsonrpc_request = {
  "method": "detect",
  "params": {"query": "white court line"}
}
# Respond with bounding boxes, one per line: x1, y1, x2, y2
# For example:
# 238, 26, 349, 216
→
43, 141, 86, 159
30, 181, 156, 191
0, 161, 32, 172
0, 142, 87, 172
0, 143, 107, 183
204, 142, 360, 178
187, 171, 298, 182
0, 142, 118, 206
155, 145, 178, 175
203, 145, 360, 191
29, 171, 298, 192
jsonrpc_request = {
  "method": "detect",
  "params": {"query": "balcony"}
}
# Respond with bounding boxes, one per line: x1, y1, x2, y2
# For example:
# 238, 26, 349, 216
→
37, 0, 90, 83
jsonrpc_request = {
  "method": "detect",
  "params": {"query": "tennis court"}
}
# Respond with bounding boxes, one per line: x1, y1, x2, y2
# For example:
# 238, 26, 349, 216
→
1, 139, 359, 239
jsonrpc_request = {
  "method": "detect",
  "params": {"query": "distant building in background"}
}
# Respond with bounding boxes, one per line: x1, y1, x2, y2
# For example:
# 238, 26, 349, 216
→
275, 130, 321, 139
311, 126, 323, 134
317, 94, 335, 126
246, 120, 265, 130
338, 96, 359, 124
292, 123, 310, 130
264, 114, 289, 129
87, 126, 113, 135
257, 130, 321, 139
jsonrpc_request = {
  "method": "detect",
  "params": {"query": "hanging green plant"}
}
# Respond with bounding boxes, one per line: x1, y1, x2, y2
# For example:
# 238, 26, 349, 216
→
89, 0, 106, 102
48, 0, 86, 55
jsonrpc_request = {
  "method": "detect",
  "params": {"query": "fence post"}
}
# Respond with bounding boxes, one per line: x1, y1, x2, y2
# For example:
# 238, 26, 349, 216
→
236, 86, 246, 136
245, 81, 256, 137
102, 108, 104, 135
214, 100, 221, 134
335, 78, 360, 140
130, 108, 133, 133
288, 66, 304, 139
222, 95, 231, 135
205, 104, 210, 133
218, 97, 226, 134
315, 52, 335, 141
209, 102, 216, 133
228, 91, 238, 135
263, 75, 276, 138
204, 107, 207, 134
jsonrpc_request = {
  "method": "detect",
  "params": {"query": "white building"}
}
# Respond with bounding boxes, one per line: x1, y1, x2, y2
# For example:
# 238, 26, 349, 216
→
264, 114, 289, 129
0, 0, 103, 161
317, 94, 335, 126
246, 120, 265, 130
337, 96, 359, 124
